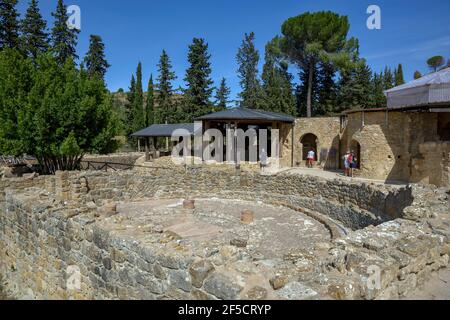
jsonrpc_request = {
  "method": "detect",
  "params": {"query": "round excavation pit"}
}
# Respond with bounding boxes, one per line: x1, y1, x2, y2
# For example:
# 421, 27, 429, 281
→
107, 198, 332, 259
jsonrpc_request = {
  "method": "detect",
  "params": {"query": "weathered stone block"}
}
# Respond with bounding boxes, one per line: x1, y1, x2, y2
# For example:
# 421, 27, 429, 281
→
168, 269, 191, 292
203, 273, 243, 300
245, 286, 268, 300
276, 282, 318, 300
241, 210, 254, 224
189, 260, 215, 288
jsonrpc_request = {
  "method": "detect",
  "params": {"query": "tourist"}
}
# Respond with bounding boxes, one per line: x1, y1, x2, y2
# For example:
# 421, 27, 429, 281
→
350, 150, 358, 178
348, 151, 354, 178
343, 151, 351, 177
307, 149, 316, 168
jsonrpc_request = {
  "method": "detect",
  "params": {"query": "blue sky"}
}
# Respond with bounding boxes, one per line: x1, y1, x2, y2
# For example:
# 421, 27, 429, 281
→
16, 0, 450, 103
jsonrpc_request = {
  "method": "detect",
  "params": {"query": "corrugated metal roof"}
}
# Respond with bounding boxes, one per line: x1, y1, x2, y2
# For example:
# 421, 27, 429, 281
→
131, 123, 198, 137
385, 67, 450, 108
196, 108, 296, 123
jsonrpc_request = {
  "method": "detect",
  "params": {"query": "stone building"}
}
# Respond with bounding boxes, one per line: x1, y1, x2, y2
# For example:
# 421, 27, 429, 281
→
291, 67, 450, 187
132, 68, 450, 187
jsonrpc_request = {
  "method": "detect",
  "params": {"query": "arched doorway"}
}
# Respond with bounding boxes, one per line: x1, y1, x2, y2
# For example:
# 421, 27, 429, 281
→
350, 140, 361, 169
301, 134, 318, 161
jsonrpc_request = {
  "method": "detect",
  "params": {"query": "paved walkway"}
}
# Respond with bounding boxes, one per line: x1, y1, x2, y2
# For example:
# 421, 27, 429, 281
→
279, 167, 408, 187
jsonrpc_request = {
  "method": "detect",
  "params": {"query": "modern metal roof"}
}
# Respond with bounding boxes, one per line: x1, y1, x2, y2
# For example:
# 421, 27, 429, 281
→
385, 67, 450, 109
131, 123, 198, 137
196, 107, 296, 123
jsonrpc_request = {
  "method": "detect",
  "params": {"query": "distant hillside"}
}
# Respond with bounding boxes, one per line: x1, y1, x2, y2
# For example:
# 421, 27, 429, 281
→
111, 90, 185, 112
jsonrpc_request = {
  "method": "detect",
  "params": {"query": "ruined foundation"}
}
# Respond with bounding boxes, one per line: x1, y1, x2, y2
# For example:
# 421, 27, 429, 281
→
0, 168, 449, 300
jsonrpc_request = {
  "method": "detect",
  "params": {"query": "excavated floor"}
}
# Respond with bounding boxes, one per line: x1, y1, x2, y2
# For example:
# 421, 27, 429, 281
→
100, 198, 332, 259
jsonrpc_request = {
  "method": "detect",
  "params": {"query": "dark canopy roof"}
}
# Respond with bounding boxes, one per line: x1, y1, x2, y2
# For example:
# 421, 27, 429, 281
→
196, 107, 295, 123
131, 123, 197, 138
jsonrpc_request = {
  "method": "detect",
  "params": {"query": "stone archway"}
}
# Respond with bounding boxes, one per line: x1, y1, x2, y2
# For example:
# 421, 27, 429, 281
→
350, 140, 361, 169
301, 133, 319, 161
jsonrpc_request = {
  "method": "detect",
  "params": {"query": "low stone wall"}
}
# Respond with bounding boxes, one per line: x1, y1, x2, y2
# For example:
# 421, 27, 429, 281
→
64, 169, 416, 230
0, 169, 449, 300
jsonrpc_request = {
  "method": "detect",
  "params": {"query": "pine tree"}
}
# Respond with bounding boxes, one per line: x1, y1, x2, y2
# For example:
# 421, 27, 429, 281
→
280, 12, 359, 118
261, 37, 296, 116
297, 66, 319, 116
395, 63, 405, 86
353, 61, 373, 109
183, 38, 214, 122
414, 70, 422, 79
316, 63, 337, 115
338, 61, 373, 111
214, 78, 230, 111
236, 32, 261, 109
145, 75, 155, 127
0, 0, 21, 50
21, 0, 49, 59
51, 0, 78, 64
156, 50, 177, 124
84, 35, 110, 80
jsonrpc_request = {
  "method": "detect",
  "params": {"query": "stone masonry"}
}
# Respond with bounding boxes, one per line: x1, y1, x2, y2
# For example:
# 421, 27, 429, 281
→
0, 168, 449, 300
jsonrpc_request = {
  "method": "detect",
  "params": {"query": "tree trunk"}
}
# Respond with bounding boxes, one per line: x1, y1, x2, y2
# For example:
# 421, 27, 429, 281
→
38, 155, 83, 175
307, 63, 314, 118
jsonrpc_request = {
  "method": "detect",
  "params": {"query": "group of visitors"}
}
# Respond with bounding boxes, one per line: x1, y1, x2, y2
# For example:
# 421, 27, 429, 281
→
343, 150, 358, 177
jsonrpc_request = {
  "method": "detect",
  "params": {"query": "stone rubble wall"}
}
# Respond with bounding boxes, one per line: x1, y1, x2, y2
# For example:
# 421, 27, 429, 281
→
0, 170, 449, 300
68, 169, 415, 230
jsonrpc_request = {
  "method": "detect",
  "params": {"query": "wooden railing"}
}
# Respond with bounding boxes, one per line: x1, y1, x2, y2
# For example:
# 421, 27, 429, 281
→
80, 160, 173, 172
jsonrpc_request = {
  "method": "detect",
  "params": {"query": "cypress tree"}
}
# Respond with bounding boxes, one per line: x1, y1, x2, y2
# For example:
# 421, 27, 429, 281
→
0, 0, 21, 50
414, 70, 422, 80
236, 32, 261, 109
395, 63, 405, 86
214, 78, 230, 111
183, 38, 214, 122
128, 75, 136, 105
131, 62, 144, 132
51, 0, 78, 64
145, 75, 155, 127
374, 72, 387, 108
383, 67, 395, 90
84, 35, 110, 80
126, 75, 136, 134
21, 0, 49, 59
156, 50, 177, 124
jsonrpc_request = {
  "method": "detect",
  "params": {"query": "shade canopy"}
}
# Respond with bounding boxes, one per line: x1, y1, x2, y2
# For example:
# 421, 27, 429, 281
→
385, 67, 450, 109
131, 123, 198, 138
196, 107, 296, 123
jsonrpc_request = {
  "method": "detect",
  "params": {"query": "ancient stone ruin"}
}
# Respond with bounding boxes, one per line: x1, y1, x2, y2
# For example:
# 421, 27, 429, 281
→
0, 167, 449, 300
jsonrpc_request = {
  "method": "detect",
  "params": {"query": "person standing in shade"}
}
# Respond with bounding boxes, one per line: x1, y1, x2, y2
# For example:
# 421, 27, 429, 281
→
348, 151, 354, 178
307, 149, 316, 168
350, 150, 358, 178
